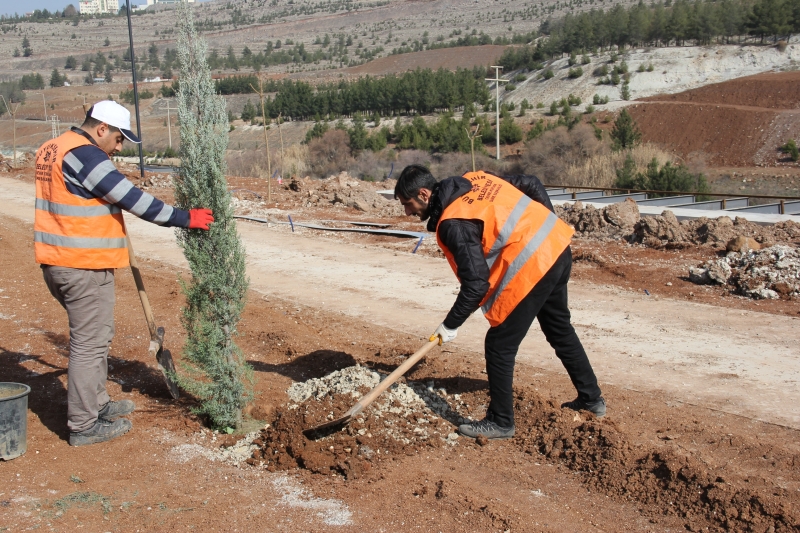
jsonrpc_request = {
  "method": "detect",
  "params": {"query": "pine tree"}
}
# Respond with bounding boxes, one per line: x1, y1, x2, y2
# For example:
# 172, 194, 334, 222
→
611, 109, 642, 151
173, 1, 251, 430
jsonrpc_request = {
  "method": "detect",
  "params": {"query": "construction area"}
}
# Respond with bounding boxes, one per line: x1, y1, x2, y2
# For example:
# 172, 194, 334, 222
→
1, 147, 799, 531
2, 2, 800, 530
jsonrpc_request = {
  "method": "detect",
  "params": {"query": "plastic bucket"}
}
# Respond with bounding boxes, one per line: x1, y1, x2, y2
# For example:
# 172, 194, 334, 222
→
0, 383, 31, 460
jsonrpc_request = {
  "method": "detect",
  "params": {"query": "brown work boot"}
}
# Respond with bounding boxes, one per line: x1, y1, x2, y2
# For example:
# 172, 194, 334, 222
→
69, 418, 132, 447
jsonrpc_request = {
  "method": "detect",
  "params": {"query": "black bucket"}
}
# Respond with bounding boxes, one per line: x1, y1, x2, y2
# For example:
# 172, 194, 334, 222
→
0, 383, 31, 460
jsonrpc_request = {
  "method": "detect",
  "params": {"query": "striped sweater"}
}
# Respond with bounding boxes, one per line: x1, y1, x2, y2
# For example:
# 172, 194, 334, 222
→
62, 128, 190, 228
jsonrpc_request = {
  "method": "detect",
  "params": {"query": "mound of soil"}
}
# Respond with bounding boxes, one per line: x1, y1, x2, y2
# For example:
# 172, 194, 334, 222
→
633, 212, 800, 249
255, 363, 800, 532
555, 199, 800, 250
293, 172, 403, 217
555, 197, 641, 239
254, 366, 464, 478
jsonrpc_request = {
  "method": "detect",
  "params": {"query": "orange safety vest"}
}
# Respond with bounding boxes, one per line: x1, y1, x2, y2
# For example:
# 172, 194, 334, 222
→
436, 171, 575, 327
34, 131, 129, 269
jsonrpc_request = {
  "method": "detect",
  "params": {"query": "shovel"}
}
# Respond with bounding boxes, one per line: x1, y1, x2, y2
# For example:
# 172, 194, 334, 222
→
304, 339, 438, 439
124, 227, 180, 399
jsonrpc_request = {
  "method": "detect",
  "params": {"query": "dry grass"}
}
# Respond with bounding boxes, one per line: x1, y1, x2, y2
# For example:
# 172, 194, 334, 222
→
514, 124, 675, 189
562, 143, 674, 189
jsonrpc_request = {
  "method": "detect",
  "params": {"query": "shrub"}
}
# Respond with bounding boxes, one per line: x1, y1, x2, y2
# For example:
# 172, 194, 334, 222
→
585, 104, 595, 114
593, 64, 609, 77
505, 83, 516, 91
568, 94, 582, 106
308, 129, 353, 178
568, 67, 583, 78
780, 139, 799, 161
593, 93, 609, 105
514, 73, 527, 82
542, 69, 554, 80
621, 82, 631, 101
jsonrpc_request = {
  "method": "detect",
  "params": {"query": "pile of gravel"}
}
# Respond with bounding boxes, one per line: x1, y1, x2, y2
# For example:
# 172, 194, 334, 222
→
689, 245, 800, 299
288, 365, 465, 445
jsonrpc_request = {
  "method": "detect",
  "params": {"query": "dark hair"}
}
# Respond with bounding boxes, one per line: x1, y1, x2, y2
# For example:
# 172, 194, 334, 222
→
394, 164, 437, 200
82, 106, 121, 133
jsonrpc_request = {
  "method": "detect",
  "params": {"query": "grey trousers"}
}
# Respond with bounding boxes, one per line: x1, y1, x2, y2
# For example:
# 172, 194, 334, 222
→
42, 265, 115, 433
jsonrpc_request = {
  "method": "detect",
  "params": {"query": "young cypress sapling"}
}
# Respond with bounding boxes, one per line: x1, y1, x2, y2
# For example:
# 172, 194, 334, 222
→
173, 1, 251, 430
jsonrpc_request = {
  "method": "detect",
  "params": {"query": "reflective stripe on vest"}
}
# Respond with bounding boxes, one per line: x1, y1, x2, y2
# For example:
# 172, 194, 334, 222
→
436, 171, 574, 327
34, 131, 128, 269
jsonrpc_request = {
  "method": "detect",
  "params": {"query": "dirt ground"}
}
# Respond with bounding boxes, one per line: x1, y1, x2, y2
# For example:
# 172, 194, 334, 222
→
1, 167, 799, 532
631, 71, 800, 169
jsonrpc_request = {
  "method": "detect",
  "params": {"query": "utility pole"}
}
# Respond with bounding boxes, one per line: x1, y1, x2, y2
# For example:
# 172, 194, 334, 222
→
0, 95, 20, 167
277, 112, 284, 183
485, 65, 508, 160
125, 0, 145, 180
50, 114, 61, 138
249, 76, 273, 203
164, 99, 177, 150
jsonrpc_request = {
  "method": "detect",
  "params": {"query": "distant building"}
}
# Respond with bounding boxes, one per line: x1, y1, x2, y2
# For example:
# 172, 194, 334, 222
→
78, 0, 119, 15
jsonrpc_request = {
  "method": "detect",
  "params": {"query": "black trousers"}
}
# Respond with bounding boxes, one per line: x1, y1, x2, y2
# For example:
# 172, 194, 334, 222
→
484, 247, 602, 428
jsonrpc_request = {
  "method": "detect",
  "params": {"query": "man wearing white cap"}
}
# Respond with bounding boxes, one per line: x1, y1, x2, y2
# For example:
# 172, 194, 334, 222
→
34, 100, 214, 446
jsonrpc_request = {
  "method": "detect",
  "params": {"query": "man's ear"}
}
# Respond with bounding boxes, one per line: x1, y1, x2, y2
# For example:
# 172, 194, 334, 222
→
417, 188, 432, 203
95, 123, 108, 138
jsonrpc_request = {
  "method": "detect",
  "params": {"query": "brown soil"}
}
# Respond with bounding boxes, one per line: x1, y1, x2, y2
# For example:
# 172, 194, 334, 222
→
3, 168, 800, 531
631, 71, 800, 168
639, 71, 800, 110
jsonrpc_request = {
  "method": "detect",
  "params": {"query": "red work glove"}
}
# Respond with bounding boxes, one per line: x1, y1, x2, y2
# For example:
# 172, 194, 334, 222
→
188, 208, 214, 230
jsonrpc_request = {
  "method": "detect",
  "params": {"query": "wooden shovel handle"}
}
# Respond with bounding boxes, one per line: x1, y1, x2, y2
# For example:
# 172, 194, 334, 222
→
348, 339, 439, 417
124, 223, 158, 340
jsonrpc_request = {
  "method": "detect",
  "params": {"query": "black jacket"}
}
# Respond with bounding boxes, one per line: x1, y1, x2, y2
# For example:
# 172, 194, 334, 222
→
427, 172, 555, 329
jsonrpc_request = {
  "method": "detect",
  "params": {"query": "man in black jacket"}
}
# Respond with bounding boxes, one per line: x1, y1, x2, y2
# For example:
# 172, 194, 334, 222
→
395, 165, 605, 440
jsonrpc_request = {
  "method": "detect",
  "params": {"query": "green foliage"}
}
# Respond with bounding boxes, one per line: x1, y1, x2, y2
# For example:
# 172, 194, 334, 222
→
542, 69, 555, 80
174, 2, 251, 430
504, 83, 517, 91
621, 82, 631, 100
585, 104, 596, 114
0, 81, 25, 115
212, 67, 490, 120
780, 139, 799, 161
568, 94, 582, 106
50, 68, 66, 88
514, 73, 527, 82
499, 116, 523, 144
240, 100, 257, 122
65, 56, 77, 70
305, 121, 329, 143
593, 93, 610, 105
568, 67, 583, 78
616, 156, 710, 198
611, 109, 642, 151
549, 101, 559, 116
20, 72, 45, 90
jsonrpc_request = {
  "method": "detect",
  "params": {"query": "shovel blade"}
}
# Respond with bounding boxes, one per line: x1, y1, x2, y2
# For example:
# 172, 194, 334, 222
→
149, 327, 180, 400
303, 413, 354, 440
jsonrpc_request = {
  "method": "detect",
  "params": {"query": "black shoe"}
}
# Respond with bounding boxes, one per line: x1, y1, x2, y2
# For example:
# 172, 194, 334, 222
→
457, 418, 515, 440
98, 400, 135, 421
561, 396, 606, 418
69, 418, 132, 447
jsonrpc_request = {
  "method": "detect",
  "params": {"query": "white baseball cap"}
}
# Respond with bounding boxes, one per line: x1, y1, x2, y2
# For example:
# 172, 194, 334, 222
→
88, 100, 142, 144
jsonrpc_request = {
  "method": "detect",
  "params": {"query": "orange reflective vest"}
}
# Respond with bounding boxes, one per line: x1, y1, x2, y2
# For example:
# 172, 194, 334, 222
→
34, 131, 129, 269
436, 171, 574, 327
